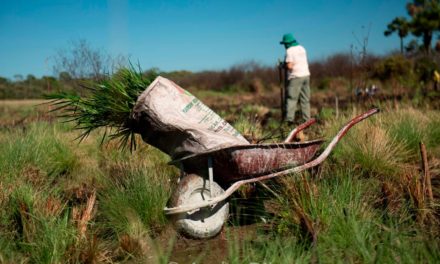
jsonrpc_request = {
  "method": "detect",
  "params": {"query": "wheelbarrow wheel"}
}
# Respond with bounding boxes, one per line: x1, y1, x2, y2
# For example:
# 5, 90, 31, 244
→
169, 174, 229, 239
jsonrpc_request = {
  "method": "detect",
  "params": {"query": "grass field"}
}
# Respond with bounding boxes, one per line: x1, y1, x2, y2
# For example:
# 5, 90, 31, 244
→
0, 99, 439, 263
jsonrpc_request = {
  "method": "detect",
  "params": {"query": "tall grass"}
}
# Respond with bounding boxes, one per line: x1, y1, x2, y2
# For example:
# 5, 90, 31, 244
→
233, 115, 264, 143
425, 112, 440, 154
322, 108, 440, 178
26, 213, 76, 264
91, 142, 176, 260
0, 122, 77, 263
387, 109, 426, 158
0, 122, 77, 183
228, 167, 440, 263
1, 184, 77, 264
98, 165, 173, 237
0, 116, 176, 262
333, 117, 409, 179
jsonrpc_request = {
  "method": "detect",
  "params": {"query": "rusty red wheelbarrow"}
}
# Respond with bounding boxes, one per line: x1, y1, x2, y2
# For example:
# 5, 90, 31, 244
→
165, 108, 379, 238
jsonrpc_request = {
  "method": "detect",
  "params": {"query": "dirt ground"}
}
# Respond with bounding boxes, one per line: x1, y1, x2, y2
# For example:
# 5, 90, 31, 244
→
156, 222, 261, 263
0, 99, 55, 127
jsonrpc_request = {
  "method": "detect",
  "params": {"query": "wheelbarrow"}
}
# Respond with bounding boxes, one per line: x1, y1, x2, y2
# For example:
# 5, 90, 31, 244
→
164, 108, 379, 238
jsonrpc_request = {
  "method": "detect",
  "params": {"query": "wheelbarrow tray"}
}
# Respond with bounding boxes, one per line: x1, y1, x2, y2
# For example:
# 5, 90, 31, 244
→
170, 139, 325, 184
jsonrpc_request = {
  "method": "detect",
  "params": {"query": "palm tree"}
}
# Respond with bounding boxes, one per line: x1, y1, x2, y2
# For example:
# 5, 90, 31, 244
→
406, 0, 440, 54
384, 17, 410, 54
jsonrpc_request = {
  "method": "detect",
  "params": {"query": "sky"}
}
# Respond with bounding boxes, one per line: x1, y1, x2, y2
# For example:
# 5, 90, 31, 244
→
0, 0, 409, 79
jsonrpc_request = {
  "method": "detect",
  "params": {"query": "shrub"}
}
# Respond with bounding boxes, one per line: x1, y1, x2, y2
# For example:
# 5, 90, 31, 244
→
414, 56, 437, 83
373, 54, 413, 81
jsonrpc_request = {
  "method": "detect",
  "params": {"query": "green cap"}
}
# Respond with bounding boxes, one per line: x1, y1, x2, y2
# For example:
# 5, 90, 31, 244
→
280, 33, 298, 45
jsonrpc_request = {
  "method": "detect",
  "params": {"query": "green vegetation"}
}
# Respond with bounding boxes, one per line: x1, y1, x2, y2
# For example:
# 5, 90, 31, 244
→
0, 123, 77, 181
0, 109, 176, 262
47, 67, 157, 150
0, 122, 78, 263
98, 146, 174, 237
0, 101, 439, 263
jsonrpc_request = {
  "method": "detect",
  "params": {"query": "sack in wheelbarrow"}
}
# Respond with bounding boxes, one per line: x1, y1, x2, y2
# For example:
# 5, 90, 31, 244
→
132, 76, 249, 159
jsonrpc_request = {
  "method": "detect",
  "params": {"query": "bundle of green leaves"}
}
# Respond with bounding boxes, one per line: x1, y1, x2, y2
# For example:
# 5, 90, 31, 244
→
48, 67, 157, 150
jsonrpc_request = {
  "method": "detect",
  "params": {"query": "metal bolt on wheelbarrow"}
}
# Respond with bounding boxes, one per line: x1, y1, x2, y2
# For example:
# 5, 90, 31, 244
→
164, 108, 380, 239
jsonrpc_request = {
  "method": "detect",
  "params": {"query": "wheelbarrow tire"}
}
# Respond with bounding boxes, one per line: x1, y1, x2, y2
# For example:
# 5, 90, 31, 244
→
169, 174, 229, 239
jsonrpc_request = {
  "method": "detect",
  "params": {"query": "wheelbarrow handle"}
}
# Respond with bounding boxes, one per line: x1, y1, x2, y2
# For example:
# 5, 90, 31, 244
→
284, 118, 317, 143
164, 108, 380, 215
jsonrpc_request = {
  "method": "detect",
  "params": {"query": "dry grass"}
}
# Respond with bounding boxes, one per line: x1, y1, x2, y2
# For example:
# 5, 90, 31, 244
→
0, 99, 50, 106
324, 110, 410, 180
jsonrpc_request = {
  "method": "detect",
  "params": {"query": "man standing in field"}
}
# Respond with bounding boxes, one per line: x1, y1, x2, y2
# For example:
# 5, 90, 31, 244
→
280, 33, 311, 136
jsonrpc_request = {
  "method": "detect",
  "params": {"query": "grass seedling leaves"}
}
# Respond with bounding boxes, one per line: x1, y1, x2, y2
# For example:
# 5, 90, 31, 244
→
47, 66, 157, 150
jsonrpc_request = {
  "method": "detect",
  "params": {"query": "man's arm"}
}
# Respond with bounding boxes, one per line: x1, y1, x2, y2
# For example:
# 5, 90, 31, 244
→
285, 62, 293, 70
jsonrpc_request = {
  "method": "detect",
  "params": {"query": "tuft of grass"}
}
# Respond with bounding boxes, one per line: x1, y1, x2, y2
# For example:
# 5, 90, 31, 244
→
26, 212, 76, 264
425, 112, 440, 151
2, 184, 77, 264
47, 67, 157, 150
233, 115, 265, 143
0, 123, 77, 183
317, 107, 335, 121
98, 160, 174, 237
325, 110, 409, 179
387, 109, 426, 157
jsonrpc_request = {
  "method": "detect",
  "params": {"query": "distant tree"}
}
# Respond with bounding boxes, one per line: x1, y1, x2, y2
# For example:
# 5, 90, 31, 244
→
13, 74, 23, 82
143, 67, 161, 80
52, 39, 127, 80
384, 17, 410, 54
414, 56, 437, 83
58, 71, 72, 82
406, 0, 440, 54
405, 39, 423, 55
26, 74, 36, 82
41, 76, 61, 94
0, 76, 8, 84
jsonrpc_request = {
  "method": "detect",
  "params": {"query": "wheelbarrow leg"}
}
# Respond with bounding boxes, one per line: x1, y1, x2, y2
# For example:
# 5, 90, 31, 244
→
208, 156, 214, 195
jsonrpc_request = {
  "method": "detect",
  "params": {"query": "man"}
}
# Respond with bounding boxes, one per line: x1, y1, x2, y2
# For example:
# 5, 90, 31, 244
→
280, 33, 311, 127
